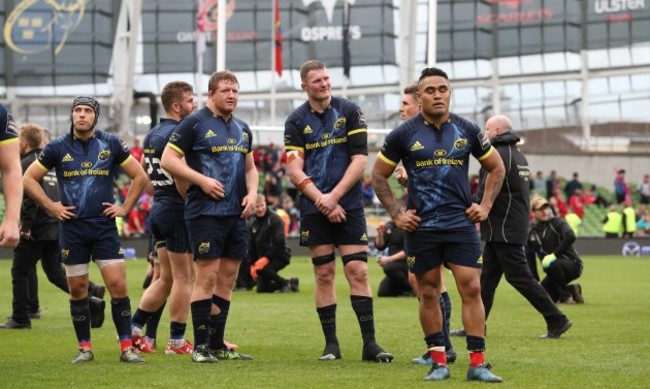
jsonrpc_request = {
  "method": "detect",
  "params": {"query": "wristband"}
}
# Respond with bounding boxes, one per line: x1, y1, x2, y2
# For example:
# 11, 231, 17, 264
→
296, 177, 313, 191
287, 151, 304, 164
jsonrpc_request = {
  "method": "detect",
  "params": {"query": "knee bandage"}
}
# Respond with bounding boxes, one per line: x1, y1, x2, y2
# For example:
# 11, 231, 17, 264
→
312, 253, 336, 266
64, 263, 89, 277
342, 252, 368, 265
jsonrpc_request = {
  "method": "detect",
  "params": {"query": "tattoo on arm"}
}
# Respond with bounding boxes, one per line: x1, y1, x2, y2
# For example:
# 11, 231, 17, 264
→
489, 175, 502, 202
482, 170, 505, 208
373, 174, 401, 219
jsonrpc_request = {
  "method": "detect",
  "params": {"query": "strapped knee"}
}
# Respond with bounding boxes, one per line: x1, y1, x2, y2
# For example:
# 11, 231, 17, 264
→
64, 263, 89, 277
342, 252, 368, 265
312, 253, 336, 266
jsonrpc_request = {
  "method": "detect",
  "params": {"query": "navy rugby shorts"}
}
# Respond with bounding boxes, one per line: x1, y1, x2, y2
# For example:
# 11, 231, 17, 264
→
59, 219, 123, 264
405, 228, 482, 274
186, 215, 248, 260
299, 208, 368, 247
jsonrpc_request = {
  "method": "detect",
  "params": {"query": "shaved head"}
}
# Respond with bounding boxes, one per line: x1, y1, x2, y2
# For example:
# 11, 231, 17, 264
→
484, 115, 513, 140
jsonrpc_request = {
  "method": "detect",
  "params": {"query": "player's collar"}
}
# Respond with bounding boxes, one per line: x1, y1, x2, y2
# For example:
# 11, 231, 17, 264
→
423, 114, 451, 130
72, 131, 96, 142
308, 97, 332, 114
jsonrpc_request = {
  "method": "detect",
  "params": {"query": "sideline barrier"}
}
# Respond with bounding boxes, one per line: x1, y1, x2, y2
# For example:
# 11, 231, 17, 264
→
3, 237, 650, 260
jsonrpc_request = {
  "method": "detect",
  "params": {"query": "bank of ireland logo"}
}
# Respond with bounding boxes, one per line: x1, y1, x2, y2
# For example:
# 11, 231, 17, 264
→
622, 241, 641, 257
302, 0, 356, 23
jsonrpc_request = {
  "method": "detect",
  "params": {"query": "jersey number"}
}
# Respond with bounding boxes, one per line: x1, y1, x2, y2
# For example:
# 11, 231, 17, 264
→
145, 156, 174, 187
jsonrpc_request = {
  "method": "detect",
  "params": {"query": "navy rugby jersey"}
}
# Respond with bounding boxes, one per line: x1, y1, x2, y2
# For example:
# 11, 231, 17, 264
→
284, 96, 368, 216
378, 112, 493, 231
167, 107, 253, 219
0, 104, 18, 144
143, 118, 184, 208
36, 130, 132, 221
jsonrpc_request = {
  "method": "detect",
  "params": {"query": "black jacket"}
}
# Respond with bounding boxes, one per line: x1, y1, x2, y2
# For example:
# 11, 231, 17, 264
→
248, 209, 291, 263
478, 131, 530, 244
20, 149, 60, 241
526, 217, 583, 270
374, 221, 405, 256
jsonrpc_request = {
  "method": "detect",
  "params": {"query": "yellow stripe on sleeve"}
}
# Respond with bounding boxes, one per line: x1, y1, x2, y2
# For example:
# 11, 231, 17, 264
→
348, 128, 367, 136
285, 145, 304, 152
166, 143, 186, 157
377, 152, 398, 167
477, 146, 494, 161
0, 137, 18, 146
119, 154, 133, 167
35, 160, 50, 172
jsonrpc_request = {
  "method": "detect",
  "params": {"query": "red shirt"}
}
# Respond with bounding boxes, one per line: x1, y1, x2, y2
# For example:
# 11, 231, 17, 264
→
568, 194, 584, 219
130, 147, 144, 162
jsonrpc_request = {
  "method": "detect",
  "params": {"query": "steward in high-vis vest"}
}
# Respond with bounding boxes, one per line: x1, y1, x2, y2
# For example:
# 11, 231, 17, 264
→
602, 205, 622, 238
622, 203, 637, 238
564, 208, 582, 237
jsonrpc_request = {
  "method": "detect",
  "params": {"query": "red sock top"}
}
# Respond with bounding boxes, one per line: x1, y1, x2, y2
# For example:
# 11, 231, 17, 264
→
429, 347, 447, 366
119, 338, 132, 352
469, 351, 485, 367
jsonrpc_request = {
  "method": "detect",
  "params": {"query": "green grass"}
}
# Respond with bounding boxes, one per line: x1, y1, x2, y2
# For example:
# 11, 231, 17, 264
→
0, 256, 648, 388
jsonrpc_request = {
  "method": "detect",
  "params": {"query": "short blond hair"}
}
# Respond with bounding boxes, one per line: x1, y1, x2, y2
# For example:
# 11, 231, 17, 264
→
19, 123, 45, 150
300, 60, 326, 82
208, 70, 239, 93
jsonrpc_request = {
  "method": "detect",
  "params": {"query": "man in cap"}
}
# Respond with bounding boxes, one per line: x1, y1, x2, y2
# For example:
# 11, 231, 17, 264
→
527, 196, 584, 305
23, 96, 148, 364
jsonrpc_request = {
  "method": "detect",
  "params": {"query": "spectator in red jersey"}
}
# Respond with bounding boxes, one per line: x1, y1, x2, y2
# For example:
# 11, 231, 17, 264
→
123, 207, 145, 238
130, 138, 144, 163
582, 185, 596, 205
253, 145, 265, 171
568, 188, 585, 219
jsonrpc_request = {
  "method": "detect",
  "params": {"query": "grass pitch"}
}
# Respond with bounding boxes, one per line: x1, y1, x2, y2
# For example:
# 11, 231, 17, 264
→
0, 255, 648, 388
